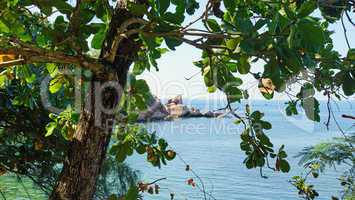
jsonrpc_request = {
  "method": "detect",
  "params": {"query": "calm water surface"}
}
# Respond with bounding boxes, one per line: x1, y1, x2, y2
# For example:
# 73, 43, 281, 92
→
127, 100, 354, 200
0, 100, 353, 200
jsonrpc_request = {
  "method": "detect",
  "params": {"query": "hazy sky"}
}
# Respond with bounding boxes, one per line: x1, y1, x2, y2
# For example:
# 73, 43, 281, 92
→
138, 2, 355, 100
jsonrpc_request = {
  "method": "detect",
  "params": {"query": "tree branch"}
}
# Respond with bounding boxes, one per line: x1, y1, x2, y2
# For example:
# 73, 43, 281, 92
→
0, 38, 103, 72
342, 114, 355, 120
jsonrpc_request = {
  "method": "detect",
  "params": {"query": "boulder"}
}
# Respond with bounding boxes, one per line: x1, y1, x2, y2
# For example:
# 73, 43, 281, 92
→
203, 111, 223, 118
188, 107, 203, 117
166, 104, 190, 117
167, 95, 183, 105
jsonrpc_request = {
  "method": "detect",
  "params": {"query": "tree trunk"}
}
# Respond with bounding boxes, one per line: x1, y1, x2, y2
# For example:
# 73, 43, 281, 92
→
50, 1, 141, 199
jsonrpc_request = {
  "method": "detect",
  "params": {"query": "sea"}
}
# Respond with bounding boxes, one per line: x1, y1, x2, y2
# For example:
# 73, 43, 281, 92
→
0, 100, 354, 200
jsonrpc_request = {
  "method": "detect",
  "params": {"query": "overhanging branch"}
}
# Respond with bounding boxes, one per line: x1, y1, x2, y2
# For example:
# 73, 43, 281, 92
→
0, 38, 104, 72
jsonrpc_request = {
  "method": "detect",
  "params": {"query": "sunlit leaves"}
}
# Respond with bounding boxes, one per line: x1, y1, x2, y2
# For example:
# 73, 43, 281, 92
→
290, 176, 319, 199
0, 74, 6, 89
0, 20, 10, 33
91, 29, 106, 49
49, 74, 68, 94
45, 107, 79, 139
46, 63, 59, 77
45, 122, 57, 137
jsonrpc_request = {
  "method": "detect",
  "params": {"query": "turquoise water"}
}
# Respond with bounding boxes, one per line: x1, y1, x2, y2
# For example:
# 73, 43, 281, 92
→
127, 100, 354, 200
0, 100, 353, 199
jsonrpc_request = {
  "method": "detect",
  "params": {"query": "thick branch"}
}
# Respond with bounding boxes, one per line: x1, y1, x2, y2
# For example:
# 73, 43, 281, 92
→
0, 38, 103, 72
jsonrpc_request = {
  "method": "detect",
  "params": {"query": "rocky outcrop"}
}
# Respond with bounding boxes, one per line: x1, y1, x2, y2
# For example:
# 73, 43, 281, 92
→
166, 104, 190, 117
138, 97, 169, 122
167, 95, 183, 105
138, 95, 226, 122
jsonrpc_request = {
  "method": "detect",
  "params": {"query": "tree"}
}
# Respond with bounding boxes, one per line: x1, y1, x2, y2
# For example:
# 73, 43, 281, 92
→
0, 0, 354, 200
0, 67, 139, 200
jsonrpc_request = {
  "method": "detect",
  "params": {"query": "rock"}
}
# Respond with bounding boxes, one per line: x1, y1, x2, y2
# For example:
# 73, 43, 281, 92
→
166, 104, 190, 117
138, 95, 227, 122
203, 111, 223, 118
189, 107, 203, 117
167, 95, 183, 105
138, 97, 169, 121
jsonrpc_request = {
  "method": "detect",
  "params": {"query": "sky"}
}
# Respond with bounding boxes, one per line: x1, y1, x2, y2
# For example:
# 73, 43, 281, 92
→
137, 1, 355, 101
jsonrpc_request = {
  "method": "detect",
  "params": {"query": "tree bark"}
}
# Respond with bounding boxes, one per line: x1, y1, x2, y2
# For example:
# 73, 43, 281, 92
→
50, 1, 142, 199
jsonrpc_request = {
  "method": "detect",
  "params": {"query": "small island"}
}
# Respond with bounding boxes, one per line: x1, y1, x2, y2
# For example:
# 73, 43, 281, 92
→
137, 95, 226, 122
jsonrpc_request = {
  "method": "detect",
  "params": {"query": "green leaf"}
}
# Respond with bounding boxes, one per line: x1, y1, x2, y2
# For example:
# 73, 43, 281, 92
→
347, 49, 355, 60
206, 19, 221, 32
298, 0, 317, 17
46, 63, 58, 77
302, 97, 320, 122
157, 0, 170, 14
116, 145, 128, 163
256, 132, 273, 147
107, 194, 118, 200
0, 75, 6, 88
251, 111, 264, 120
298, 83, 315, 98
226, 38, 240, 50
297, 18, 325, 52
207, 86, 217, 93
125, 186, 139, 200
164, 37, 182, 50
0, 20, 10, 33
91, 30, 106, 49
342, 72, 355, 96
223, 0, 236, 12
237, 55, 250, 74
186, 0, 199, 15
128, 3, 148, 16
226, 62, 237, 72
235, 17, 253, 33
45, 122, 57, 137
278, 151, 287, 159
49, 77, 64, 94
261, 121, 272, 130
279, 159, 290, 173
225, 85, 243, 103
163, 12, 184, 24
